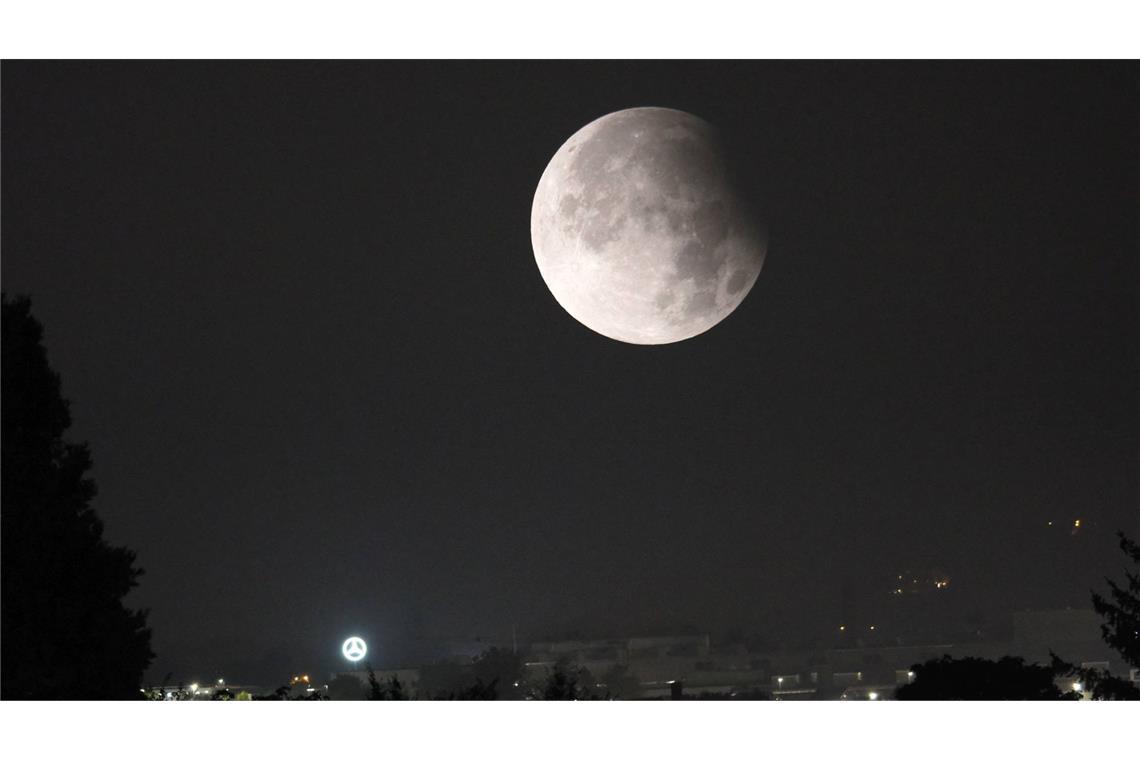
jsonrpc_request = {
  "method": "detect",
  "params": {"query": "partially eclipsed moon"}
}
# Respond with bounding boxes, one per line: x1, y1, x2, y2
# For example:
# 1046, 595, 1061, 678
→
531, 107, 766, 345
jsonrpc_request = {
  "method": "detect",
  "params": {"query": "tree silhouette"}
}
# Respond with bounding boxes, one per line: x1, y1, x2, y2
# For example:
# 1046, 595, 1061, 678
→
1051, 531, 1140, 700
1, 294, 153, 699
366, 664, 408, 700
1092, 532, 1140, 670
599, 663, 641, 699
449, 677, 499, 700
472, 646, 524, 699
542, 658, 597, 700
895, 655, 1071, 700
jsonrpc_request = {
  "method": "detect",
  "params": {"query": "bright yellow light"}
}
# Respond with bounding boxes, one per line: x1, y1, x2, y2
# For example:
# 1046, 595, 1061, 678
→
868, 691, 879, 701
1074, 519, 1081, 528
839, 625, 846, 631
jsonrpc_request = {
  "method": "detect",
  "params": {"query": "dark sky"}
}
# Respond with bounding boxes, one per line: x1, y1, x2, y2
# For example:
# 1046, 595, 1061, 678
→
3, 61, 1137, 684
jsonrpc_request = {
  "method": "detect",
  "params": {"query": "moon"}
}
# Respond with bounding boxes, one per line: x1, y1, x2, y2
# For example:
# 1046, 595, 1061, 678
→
531, 107, 766, 345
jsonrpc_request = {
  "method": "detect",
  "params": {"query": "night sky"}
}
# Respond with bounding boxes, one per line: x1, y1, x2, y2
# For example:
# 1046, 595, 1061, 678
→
3, 62, 1137, 684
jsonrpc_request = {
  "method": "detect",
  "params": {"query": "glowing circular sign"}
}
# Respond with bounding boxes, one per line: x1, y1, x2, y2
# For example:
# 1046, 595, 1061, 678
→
342, 636, 367, 662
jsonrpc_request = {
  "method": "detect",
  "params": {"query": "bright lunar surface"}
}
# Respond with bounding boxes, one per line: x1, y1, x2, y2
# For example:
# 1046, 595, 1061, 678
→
531, 107, 766, 344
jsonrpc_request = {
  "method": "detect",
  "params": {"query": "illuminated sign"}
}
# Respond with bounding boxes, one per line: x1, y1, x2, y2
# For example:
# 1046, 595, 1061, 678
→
342, 636, 367, 662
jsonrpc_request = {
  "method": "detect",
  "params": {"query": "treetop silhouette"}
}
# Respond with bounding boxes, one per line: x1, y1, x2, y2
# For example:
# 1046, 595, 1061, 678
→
2, 293, 153, 699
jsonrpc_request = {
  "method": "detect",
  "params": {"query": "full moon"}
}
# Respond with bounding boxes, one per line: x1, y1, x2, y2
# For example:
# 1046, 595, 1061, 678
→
531, 107, 766, 345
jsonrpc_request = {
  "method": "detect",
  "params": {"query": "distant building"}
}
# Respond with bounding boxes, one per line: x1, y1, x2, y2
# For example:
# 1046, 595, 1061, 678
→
338, 607, 1128, 699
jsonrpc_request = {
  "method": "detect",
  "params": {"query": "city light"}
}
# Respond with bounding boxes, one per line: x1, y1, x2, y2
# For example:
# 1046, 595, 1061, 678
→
868, 691, 879, 700
189, 683, 199, 693
1072, 682, 1083, 692
839, 624, 846, 632
1074, 519, 1081, 528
